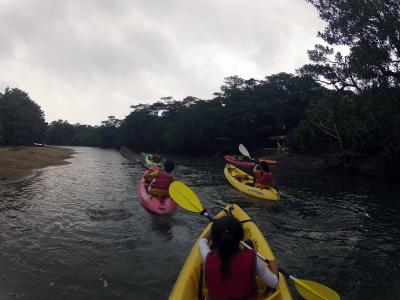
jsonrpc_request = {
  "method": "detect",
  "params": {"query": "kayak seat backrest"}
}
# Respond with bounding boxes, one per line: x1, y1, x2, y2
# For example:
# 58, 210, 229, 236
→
254, 183, 271, 190
229, 167, 253, 181
149, 188, 169, 197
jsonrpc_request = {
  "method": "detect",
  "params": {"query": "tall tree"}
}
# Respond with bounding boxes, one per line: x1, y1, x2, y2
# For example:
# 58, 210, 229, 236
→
0, 88, 46, 145
47, 120, 76, 145
95, 116, 122, 148
300, 0, 400, 90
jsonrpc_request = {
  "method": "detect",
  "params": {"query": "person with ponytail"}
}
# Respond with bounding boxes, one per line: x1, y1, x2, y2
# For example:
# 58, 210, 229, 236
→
198, 216, 279, 300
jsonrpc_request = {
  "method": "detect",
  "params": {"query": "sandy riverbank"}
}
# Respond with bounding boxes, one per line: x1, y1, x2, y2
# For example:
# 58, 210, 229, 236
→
0, 146, 74, 182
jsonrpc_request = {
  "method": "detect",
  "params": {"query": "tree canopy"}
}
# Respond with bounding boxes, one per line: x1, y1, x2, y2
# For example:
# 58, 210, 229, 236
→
0, 88, 46, 145
300, 0, 400, 90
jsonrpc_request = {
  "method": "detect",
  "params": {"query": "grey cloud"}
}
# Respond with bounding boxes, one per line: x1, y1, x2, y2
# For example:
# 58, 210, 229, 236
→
0, 0, 324, 124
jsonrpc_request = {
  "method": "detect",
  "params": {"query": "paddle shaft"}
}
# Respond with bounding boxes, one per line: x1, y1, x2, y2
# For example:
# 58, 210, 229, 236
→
138, 160, 149, 170
120, 146, 149, 170
240, 241, 290, 278
134, 159, 150, 170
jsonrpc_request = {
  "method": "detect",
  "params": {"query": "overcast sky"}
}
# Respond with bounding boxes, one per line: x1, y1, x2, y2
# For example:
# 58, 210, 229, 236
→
0, 0, 325, 125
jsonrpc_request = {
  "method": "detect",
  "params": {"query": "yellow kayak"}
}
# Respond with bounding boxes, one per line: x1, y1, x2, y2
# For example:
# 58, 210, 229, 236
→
168, 204, 292, 300
224, 164, 280, 201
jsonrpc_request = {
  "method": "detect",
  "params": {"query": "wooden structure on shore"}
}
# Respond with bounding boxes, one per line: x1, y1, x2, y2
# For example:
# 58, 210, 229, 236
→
260, 135, 289, 156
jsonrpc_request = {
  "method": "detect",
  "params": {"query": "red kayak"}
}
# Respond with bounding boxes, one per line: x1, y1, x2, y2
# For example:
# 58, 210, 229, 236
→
224, 155, 255, 168
139, 170, 177, 215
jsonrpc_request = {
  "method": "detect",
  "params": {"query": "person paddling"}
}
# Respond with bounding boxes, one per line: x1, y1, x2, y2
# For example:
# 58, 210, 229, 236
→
145, 160, 175, 197
146, 154, 162, 170
198, 216, 279, 300
152, 154, 162, 164
252, 161, 275, 188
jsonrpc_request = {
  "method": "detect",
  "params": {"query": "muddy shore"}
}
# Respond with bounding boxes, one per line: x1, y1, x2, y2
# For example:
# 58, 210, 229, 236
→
0, 146, 74, 182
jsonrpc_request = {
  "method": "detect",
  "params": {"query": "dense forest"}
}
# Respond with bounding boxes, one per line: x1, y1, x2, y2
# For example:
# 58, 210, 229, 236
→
1, 0, 399, 179
0, 73, 324, 152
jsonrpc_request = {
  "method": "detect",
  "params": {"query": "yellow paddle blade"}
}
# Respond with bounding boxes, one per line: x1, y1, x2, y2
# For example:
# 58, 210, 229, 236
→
169, 181, 204, 213
292, 278, 340, 300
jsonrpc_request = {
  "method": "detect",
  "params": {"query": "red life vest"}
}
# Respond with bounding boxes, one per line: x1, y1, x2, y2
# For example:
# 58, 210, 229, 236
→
255, 171, 274, 186
151, 171, 173, 191
205, 249, 257, 300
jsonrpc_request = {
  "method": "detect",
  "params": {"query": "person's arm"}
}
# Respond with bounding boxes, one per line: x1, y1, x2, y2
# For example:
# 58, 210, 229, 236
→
198, 238, 211, 262
256, 258, 279, 288
198, 230, 211, 262
268, 259, 279, 278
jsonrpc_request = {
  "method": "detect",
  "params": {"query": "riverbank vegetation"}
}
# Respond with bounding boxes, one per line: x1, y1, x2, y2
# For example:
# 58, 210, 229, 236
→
1, 0, 399, 179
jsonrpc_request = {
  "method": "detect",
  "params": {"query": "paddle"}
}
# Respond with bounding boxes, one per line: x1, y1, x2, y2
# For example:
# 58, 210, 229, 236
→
120, 146, 149, 170
238, 143, 255, 162
238, 144, 277, 165
169, 180, 340, 300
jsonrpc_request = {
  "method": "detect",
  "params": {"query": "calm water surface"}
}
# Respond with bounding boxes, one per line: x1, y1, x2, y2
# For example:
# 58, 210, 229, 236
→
0, 147, 399, 299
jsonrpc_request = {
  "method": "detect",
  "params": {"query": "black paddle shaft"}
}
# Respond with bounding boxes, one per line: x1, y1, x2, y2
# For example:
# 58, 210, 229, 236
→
200, 210, 214, 222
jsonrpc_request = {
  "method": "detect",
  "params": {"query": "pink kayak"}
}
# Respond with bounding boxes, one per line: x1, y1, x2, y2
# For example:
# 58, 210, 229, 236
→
224, 155, 255, 168
139, 171, 177, 215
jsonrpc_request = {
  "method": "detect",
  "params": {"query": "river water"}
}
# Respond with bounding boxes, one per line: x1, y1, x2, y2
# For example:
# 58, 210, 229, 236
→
0, 147, 399, 300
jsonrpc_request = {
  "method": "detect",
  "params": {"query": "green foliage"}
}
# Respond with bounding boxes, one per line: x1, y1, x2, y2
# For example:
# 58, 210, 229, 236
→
95, 116, 122, 148
0, 93, 3, 144
47, 120, 76, 145
0, 117, 4, 145
116, 73, 321, 153
46, 116, 122, 148
0, 88, 46, 145
291, 86, 400, 156
301, 0, 400, 90
40, 73, 321, 153
292, 0, 400, 172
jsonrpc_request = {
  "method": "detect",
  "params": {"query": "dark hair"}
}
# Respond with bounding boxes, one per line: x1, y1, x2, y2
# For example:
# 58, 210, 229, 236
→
163, 160, 175, 172
211, 216, 244, 279
260, 161, 270, 172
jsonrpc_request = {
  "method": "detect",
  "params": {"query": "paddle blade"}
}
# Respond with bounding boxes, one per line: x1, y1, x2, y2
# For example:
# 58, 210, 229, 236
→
169, 181, 204, 213
238, 144, 250, 157
293, 278, 340, 300
120, 146, 136, 161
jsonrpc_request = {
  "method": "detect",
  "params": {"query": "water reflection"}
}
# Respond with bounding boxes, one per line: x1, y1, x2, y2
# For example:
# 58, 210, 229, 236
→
86, 208, 133, 221
150, 215, 174, 240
